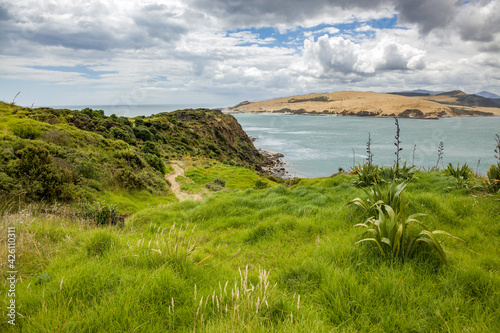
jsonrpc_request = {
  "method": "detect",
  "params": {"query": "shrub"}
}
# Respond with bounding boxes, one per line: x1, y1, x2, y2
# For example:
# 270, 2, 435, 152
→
12, 124, 41, 139
351, 163, 380, 187
352, 204, 459, 263
114, 168, 148, 190
75, 158, 99, 179
254, 179, 268, 189
133, 126, 154, 141
444, 163, 473, 180
486, 164, 500, 192
205, 182, 224, 191
145, 153, 166, 174
380, 162, 417, 181
79, 202, 121, 225
348, 181, 408, 216
16, 145, 64, 200
213, 177, 226, 187
110, 127, 134, 144
143, 141, 160, 156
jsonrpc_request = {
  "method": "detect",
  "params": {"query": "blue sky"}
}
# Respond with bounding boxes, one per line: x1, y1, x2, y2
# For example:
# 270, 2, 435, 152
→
0, 0, 499, 108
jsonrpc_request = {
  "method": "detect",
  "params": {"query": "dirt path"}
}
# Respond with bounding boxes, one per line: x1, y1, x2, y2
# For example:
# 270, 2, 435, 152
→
166, 163, 203, 202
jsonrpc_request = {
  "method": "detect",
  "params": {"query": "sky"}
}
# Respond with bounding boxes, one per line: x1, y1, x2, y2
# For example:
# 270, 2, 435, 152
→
0, 0, 499, 108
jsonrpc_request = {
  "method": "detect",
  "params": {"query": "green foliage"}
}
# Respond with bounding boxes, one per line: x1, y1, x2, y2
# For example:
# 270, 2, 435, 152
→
79, 202, 121, 225
145, 153, 166, 174
348, 181, 408, 216
12, 124, 42, 139
351, 162, 380, 187
205, 182, 224, 191
486, 163, 500, 192
444, 162, 473, 180
110, 127, 134, 144
4, 170, 500, 332
288, 96, 329, 103
380, 162, 417, 181
254, 179, 268, 189
143, 141, 160, 156
352, 204, 459, 263
85, 231, 116, 256
213, 177, 226, 187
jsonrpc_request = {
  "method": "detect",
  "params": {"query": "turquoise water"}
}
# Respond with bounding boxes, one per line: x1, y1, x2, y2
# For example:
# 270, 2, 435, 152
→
234, 114, 500, 178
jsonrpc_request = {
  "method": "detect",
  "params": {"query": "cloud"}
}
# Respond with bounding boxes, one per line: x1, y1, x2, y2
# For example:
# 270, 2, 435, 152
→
190, 0, 389, 28
455, 1, 500, 42
394, 0, 457, 34
299, 35, 425, 78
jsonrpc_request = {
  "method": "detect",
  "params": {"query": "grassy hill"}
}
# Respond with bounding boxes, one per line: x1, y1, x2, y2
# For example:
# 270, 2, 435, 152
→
1, 170, 499, 332
230, 90, 500, 117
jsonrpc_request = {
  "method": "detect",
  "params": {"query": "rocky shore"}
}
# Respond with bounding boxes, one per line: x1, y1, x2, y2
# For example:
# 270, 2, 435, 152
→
258, 149, 290, 179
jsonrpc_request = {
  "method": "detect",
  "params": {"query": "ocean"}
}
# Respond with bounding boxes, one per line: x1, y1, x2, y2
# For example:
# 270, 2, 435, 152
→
233, 114, 500, 178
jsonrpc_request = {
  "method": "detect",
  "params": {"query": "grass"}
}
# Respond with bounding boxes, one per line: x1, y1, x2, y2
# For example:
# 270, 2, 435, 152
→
1, 170, 499, 332
180, 158, 277, 193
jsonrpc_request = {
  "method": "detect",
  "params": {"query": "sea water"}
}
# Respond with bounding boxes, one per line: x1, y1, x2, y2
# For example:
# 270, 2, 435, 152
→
234, 114, 500, 178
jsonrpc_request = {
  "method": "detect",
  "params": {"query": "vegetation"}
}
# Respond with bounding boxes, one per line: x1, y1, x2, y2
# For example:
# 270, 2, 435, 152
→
0, 101, 265, 205
288, 96, 329, 103
2, 170, 499, 332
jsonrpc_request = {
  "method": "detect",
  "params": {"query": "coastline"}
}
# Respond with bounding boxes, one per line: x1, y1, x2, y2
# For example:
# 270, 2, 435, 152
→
258, 149, 291, 179
226, 110, 500, 119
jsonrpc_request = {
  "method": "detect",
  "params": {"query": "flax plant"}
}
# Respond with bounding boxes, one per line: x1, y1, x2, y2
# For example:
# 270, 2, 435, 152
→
352, 204, 460, 263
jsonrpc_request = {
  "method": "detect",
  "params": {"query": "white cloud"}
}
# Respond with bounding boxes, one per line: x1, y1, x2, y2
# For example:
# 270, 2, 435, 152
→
298, 35, 425, 77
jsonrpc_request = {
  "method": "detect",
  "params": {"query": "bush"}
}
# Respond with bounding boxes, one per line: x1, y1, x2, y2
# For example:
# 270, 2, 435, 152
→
16, 145, 64, 200
110, 127, 134, 144
12, 124, 41, 139
486, 164, 500, 192
145, 153, 166, 174
254, 179, 268, 189
79, 202, 121, 226
380, 162, 417, 181
143, 141, 160, 156
205, 182, 224, 191
444, 163, 473, 180
213, 177, 226, 187
133, 126, 154, 141
351, 163, 380, 187
352, 204, 460, 263
114, 168, 148, 190
348, 181, 408, 216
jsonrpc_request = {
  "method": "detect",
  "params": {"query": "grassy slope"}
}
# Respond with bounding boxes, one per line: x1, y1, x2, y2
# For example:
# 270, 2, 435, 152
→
1, 171, 499, 332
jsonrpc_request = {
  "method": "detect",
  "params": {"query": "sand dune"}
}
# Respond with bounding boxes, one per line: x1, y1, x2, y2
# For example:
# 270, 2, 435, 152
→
231, 91, 500, 117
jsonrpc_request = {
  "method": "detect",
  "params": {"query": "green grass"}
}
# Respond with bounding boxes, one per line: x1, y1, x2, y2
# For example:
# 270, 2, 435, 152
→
181, 159, 277, 192
1, 171, 499, 332
97, 189, 178, 214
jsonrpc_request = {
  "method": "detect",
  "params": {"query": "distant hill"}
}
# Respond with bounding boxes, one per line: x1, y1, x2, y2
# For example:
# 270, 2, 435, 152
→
230, 90, 500, 118
419, 90, 500, 108
476, 91, 500, 99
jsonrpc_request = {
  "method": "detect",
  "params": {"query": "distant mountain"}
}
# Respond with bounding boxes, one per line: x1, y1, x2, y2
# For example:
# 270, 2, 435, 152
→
476, 91, 500, 99
390, 89, 444, 97
411, 89, 445, 95
418, 90, 500, 108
